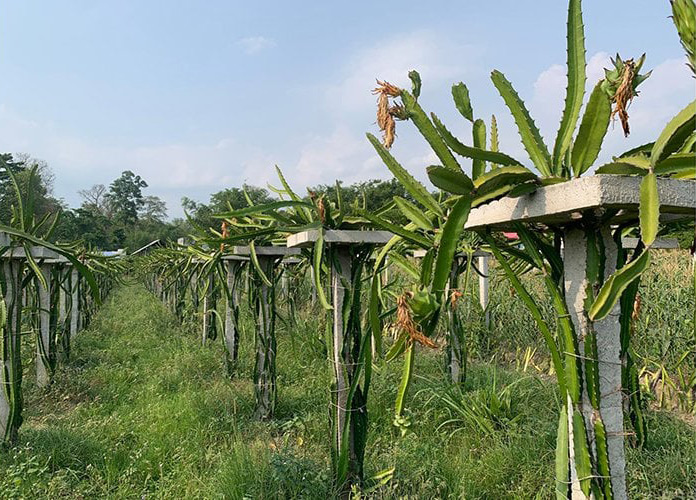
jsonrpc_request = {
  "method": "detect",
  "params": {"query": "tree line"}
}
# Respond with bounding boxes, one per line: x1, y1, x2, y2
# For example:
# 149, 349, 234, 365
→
0, 153, 416, 251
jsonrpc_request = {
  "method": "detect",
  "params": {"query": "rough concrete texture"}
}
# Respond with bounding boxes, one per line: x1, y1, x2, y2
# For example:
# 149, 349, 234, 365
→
253, 254, 276, 420
36, 263, 52, 388
221, 255, 249, 261
466, 175, 695, 230
230, 245, 300, 256
564, 228, 627, 500
594, 228, 627, 500
478, 255, 490, 327
411, 249, 490, 258
70, 269, 79, 338
1, 246, 61, 260
223, 260, 241, 372
622, 237, 679, 249
331, 246, 351, 465
287, 230, 392, 248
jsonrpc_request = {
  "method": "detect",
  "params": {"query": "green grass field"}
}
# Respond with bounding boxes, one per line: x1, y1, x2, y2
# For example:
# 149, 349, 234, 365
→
1, 253, 694, 500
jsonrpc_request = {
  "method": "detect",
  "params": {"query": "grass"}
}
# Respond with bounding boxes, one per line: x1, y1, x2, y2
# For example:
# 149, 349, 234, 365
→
481, 251, 695, 376
0, 270, 694, 498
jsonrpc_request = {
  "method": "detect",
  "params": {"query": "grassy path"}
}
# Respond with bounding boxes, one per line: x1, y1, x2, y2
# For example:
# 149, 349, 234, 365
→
2, 285, 280, 498
1, 285, 694, 498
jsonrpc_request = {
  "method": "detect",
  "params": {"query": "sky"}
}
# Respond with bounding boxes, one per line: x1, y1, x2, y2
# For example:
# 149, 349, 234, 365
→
1, 0, 693, 219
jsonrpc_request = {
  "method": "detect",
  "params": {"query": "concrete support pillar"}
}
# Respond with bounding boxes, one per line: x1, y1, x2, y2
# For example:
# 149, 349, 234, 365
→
331, 246, 355, 495
279, 268, 288, 296
223, 261, 240, 377
331, 247, 351, 467
58, 268, 67, 332
328, 245, 370, 496
1, 260, 23, 444
36, 263, 53, 387
478, 255, 490, 328
70, 268, 79, 338
564, 227, 627, 500
309, 265, 317, 305
254, 256, 276, 420
202, 274, 215, 345
445, 258, 466, 384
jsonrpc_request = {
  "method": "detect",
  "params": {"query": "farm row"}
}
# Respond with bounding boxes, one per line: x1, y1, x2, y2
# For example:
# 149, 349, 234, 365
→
1, 0, 694, 497
0, 230, 120, 444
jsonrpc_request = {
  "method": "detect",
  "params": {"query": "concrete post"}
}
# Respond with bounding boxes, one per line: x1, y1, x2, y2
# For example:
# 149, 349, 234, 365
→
445, 258, 466, 384
36, 263, 53, 387
1, 260, 23, 444
331, 246, 351, 467
190, 269, 199, 312
309, 265, 317, 305
223, 260, 241, 377
279, 268, 288, 295
202, 274, 213, 345
330, 245, 365, 497
254, 255, 276, 420
58, 267, 67, 333
478, 255, 490, 328
564, 227, 627, 500
70, 268, 79, 338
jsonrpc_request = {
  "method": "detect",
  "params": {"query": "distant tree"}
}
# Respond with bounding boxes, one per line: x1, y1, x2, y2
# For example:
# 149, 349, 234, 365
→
209, 185, 274, 212
140, 195, 168, 223
0, 153, 62, 226
182, 184, 274, 232
78, 184, 107, 214
53, 207, 116, 249
181, 196, 214, 231
308, 178, 415, 224
0, 153, 27, 190
104, 171, 148, 225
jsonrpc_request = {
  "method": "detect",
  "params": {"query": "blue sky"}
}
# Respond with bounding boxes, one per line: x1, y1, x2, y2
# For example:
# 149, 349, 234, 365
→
1, 1, 693, 218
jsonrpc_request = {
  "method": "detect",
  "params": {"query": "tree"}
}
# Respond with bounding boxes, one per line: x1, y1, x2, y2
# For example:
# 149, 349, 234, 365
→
140, 195, 168, 223
53, 207, 116, 248
209, 185, 274, 212
0, 153, 62, 227
182, 185, 274, 231
104, 171, 148, 225
78, 184, 107, 214
308, 178, 415, 224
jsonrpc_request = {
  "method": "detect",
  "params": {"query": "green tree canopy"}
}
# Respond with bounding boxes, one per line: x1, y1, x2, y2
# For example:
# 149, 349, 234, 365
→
104, 170, 148, 225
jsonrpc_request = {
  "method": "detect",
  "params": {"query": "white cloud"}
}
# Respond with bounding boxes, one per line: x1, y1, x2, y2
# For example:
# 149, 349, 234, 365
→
600, 56, 694, 159
293, 127, 388, 187
529, 52, 613, 146
236, 36, 276, 55
325, 31, 478, 116
587, 52, 612, 84
0, 103, 285, 217
290, 31, 480, 187
0, 30, 480, 218
527, 52, 693, 164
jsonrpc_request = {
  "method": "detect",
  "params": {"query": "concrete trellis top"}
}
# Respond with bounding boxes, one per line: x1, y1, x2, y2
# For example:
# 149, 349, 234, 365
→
622, 237, 679, 249
42, 256, 70, 264
412, 248, 489, 259
1, 245, 62, 261
221, 255, 249, 262
0, 232, 70, 262
229, 245, 301, 257
465, 175, 696, 231
286, 230, 393, 248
